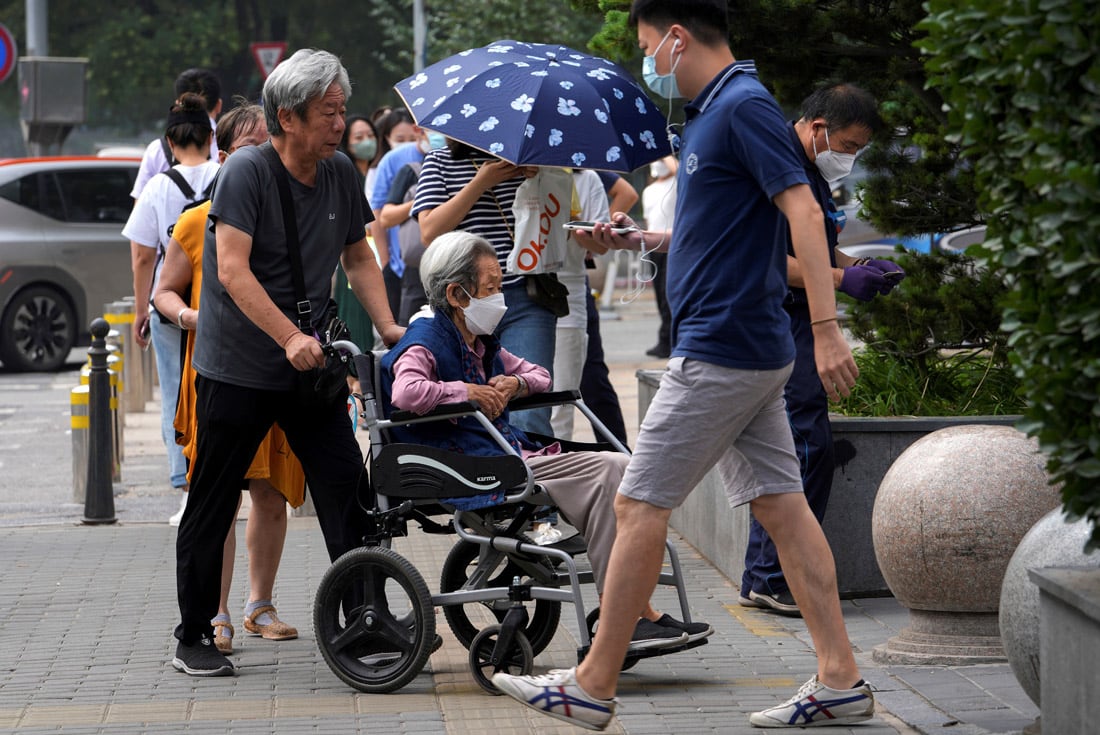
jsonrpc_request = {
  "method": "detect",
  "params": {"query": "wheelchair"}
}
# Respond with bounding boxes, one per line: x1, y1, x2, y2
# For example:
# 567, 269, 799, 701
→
312, 342, 707, 694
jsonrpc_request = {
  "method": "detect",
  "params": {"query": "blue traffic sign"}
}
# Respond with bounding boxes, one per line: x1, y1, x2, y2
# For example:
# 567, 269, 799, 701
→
0, 23, 16, 84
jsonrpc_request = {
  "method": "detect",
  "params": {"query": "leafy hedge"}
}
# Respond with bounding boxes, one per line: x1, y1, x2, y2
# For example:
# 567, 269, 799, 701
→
842, 248, 1023, 417
920, 0, 1100, 548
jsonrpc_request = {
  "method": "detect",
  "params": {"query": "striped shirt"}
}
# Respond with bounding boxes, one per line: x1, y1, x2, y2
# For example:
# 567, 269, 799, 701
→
411, 147, 525, 286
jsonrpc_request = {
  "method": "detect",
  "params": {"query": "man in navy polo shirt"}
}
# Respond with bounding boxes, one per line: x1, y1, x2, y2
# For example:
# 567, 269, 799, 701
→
492, 1, 875, 730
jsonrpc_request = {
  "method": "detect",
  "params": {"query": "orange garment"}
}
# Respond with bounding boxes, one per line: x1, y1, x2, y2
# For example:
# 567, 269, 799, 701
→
171, 202, 306, 507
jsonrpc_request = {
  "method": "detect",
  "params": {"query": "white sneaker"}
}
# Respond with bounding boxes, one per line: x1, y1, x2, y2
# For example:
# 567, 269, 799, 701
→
492, 667, 616, 731
168, 493, 187, 527
749, 675, 874, 728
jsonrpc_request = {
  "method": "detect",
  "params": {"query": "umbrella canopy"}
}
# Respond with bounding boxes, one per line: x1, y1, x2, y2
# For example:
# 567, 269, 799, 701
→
395, 40, 671, 173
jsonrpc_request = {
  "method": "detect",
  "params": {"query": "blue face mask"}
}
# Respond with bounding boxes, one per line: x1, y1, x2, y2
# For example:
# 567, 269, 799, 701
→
427, 131, 447, 150
642, 31, 682, 99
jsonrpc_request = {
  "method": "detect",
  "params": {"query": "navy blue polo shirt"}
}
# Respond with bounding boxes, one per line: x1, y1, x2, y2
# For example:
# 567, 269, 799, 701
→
667, 61, 808, 370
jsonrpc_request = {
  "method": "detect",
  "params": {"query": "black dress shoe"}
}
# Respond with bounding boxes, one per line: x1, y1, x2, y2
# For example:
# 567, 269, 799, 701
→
645, 344, 671, 358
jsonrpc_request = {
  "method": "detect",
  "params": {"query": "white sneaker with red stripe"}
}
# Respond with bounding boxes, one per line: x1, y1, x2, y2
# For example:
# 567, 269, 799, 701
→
750, 675, 874, 728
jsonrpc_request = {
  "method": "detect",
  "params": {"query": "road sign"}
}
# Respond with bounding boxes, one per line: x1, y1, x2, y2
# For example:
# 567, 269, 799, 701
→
250, 42, 287, 80
0, 23, 17, 84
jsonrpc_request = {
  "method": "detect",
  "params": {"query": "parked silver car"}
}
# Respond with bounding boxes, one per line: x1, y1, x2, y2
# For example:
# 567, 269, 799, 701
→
0, 156, 139, 371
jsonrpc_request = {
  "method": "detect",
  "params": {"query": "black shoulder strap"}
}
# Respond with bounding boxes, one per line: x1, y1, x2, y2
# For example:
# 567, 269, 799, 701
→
162, 168, 196, 200
259, 142, 312, 332
160, 136, 177, 167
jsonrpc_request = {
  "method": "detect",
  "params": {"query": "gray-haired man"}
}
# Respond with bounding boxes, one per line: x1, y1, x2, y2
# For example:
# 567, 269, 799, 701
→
172, 49, 401, 677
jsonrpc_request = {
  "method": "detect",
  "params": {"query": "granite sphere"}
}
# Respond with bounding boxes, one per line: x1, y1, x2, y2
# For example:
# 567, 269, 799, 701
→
999, 509, 1096, 705
873, 424, 1060, 612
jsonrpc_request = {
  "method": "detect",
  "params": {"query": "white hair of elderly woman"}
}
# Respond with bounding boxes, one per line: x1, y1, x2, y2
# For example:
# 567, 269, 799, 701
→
419, 230, 498, 316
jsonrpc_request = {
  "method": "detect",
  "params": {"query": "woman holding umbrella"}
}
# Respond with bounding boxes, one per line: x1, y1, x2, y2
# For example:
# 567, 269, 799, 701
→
397, 40, 673, 437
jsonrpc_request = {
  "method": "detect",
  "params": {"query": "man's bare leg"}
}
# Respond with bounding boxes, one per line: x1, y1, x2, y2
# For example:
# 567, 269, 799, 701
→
750, 491, 860, 688
576, 494, 673, 699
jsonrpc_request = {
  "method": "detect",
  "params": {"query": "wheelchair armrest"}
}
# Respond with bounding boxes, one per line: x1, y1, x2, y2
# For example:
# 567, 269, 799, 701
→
391, 401, 482, 423
508, 390, 582, 411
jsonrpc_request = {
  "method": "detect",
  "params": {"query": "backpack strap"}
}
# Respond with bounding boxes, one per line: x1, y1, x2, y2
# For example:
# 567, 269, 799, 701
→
162, 168, 196, 200
160, 136, 177, 167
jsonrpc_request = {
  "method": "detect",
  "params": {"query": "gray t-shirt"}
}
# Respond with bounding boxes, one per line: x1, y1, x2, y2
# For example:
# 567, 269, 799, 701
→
192, 143, 372, 390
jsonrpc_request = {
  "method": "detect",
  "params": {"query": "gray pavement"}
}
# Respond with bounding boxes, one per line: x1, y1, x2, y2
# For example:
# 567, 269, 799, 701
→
0, 288, 1040, 733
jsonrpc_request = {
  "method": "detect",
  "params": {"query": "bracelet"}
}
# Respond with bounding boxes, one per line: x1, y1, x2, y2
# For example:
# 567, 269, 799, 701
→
176, 307, 189, 330
810, 316, 839, 326
514, 375, 527, 397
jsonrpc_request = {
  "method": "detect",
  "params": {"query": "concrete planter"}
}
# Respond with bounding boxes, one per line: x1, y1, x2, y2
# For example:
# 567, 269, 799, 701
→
1028, 567, 1100, 734
638, 368, 1019, 598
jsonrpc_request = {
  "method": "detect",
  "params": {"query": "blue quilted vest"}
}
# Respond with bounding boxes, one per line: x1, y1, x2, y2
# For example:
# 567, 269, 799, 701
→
379, 315, 536, 456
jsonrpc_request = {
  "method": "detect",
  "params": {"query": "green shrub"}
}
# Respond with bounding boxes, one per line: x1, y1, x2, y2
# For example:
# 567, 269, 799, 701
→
840, 248, 1024, 417
920, 0, 1100, 548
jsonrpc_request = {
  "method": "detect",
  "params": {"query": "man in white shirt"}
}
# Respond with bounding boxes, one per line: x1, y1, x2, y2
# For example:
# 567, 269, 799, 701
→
641, 155, 677, 358
131, 68, 222, 201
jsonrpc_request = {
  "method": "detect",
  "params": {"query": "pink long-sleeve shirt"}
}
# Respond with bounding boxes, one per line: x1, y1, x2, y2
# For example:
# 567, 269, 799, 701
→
389, 340, 558, 458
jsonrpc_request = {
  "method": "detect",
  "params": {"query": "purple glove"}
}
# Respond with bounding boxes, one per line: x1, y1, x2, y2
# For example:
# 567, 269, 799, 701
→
865, 259, 906, 288
839, 265, 890, 301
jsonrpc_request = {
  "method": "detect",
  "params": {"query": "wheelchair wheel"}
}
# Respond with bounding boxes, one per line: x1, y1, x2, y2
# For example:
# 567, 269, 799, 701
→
585, 607, 639, 671
469, 624, 534, 695
313, 546, 436, 693
440, 535, 561, 656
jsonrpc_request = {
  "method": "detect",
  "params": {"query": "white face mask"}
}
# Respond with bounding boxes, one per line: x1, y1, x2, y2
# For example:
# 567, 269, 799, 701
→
460, 289, 507, 335
812, 127, 857, 183
650, 160, 671, 178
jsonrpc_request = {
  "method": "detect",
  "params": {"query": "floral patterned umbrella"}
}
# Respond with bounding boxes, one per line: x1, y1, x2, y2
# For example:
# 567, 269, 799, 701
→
394, 40, 671, 173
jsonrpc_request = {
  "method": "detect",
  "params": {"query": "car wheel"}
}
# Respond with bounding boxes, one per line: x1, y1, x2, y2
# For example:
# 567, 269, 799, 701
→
0, 286, 77, 372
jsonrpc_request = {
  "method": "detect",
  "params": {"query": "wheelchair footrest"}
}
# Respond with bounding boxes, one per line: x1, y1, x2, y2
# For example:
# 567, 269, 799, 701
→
576, 636, 708, 667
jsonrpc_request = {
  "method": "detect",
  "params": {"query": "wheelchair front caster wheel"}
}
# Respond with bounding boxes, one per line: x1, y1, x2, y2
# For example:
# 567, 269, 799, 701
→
469, 624, 534, 695
441, 534, 561, 655
313, 546, 436, 693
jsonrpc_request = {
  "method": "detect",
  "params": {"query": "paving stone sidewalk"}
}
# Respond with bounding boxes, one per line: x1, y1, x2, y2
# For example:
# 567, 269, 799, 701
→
0, 296, 1040, 734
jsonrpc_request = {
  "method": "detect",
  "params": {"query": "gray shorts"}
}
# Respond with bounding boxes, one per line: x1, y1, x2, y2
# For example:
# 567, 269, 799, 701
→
618, 357, 803, 510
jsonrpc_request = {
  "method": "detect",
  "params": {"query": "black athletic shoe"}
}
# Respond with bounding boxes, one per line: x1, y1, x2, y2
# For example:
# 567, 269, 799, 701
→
645, 344, 671, 359
628, 618, 688, 651
653, 613, 714, 643
749, 589, 802, 617
172, 635, 236, 677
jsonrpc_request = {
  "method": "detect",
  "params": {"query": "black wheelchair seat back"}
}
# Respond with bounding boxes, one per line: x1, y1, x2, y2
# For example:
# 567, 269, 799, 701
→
374, 443, 528, 500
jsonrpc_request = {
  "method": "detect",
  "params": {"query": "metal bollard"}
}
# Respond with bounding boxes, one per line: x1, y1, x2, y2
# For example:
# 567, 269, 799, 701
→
107, 353, 124, 470
80, 361, 121, 483
83, 318, 117, 524
71, 385, 89, 504
105, 300, 147, 413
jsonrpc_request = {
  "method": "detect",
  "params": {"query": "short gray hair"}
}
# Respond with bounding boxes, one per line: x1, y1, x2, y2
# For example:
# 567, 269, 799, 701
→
263, 49, 352, 136
420, 231, 497, 316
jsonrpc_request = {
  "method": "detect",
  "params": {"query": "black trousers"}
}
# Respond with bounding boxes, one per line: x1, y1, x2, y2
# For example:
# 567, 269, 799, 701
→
174, 375, 369, 644
579, 281, 629, 444
651, 252, 672, 350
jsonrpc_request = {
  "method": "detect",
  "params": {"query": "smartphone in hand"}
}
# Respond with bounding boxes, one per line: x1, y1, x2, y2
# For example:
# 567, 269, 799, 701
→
562, 220, 636, 235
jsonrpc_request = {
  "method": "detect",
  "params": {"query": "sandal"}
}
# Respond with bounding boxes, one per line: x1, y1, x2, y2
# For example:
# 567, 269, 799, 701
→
213, 621, 235, 654
243, 605, 298, 641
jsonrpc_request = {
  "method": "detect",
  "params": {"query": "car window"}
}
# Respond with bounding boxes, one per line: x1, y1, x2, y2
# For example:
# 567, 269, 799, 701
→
52, 168, 136, 223
0, 172, 46, 212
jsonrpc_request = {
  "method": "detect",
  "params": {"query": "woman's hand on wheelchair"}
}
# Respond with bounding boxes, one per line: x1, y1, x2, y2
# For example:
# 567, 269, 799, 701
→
466, 383, 508, 419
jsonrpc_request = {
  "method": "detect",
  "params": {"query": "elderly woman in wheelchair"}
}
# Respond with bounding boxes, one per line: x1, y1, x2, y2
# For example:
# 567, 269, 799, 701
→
312, 230, 710, 694
385, 230, 712, 642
